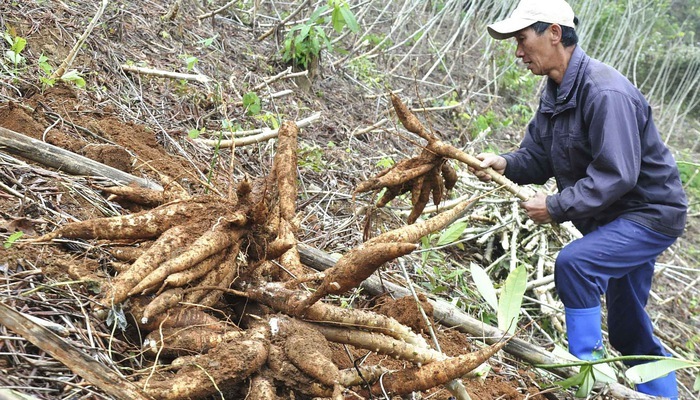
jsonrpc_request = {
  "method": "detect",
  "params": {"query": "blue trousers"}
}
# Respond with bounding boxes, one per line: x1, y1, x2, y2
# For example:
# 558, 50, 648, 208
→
554, 218, 676, 360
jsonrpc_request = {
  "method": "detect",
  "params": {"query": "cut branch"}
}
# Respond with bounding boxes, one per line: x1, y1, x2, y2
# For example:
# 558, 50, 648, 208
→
121, 65, 211, 83
0, 302, 152, 400
194, 113, 321, 148
50, 0, 109, 80
0, 126, 162, 190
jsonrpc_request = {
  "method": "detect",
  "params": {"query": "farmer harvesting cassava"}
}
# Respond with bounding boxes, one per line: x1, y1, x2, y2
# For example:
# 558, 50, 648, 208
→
473, 0, 688, 398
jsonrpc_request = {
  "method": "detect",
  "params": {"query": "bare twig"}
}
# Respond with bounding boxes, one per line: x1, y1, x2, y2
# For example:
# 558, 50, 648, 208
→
194, 112, 321, 148
257, 0, 310, 41
50, 0, 109, 80
121, 65, 211, 83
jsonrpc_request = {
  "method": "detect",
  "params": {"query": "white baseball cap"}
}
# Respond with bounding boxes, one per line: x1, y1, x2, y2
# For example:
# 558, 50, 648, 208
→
487, 0, 576, 40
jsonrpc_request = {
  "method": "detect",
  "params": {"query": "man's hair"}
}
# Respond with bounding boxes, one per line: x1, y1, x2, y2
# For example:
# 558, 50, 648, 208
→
531, 17, 579, 47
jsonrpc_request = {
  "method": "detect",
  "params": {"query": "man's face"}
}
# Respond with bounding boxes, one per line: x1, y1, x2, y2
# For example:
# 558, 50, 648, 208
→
513, 26, 555, 77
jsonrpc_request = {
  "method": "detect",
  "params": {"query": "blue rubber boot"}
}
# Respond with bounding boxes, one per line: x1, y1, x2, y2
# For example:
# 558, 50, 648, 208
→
565, 306, 605, 361
635, 369, 678, 399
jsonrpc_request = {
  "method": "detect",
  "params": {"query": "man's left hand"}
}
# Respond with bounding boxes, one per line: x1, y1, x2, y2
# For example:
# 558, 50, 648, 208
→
520, 192, 553, 224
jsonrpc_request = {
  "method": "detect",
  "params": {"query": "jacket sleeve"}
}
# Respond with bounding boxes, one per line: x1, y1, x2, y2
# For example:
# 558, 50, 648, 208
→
546, 90, 642, 222
502, 118, 553, 185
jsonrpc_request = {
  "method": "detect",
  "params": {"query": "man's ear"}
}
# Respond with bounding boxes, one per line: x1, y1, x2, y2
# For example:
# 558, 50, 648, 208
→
549, 23, 563, 44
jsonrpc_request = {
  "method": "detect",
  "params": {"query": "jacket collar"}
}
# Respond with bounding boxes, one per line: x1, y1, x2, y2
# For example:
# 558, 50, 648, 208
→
540, 45, 587, 115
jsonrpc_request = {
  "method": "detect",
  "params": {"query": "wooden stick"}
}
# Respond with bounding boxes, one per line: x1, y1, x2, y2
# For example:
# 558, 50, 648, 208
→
121, 65, 211, 83
0, 302, 152, 400
50, 0, 108, 80
197, 0, 236, 20
194, 112, 321, 148
0, 126, 162, 190
252, 68, 309, 91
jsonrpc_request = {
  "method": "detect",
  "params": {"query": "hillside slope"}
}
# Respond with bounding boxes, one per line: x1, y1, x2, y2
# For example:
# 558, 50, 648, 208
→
0, 0, 697, 399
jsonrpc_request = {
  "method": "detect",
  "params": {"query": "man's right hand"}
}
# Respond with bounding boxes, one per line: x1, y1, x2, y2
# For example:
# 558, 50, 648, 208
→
470, 153, 507, 182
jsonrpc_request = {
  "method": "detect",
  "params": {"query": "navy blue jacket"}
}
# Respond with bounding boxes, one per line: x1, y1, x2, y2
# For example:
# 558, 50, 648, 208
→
502, 46, 687, 236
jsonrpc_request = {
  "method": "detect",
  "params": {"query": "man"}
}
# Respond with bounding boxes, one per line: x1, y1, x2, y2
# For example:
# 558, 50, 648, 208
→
476, 0, 688, 398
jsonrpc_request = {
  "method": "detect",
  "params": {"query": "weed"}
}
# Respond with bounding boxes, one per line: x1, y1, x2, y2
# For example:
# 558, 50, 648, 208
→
346, 56, 384, 88
281, 0, 359, 70
470, 110, 511, 139
254, 112, 280, 130
198, 34, 218, 48
360, 33, 392, 50
2, 31, 26, 69
298, 143, 326, 172
187, 127, 205, 139
242, 91, 261, 115
3, 231, 23, 249
375, 156, 395, 169
180, 54, 198, 71
33, 53, 85, 88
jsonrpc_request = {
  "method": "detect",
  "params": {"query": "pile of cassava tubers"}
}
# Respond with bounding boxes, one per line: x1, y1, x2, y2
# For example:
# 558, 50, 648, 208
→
33, 97, 514, 400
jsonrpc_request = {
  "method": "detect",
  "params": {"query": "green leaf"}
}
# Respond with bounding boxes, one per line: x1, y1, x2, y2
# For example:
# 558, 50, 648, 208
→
38, 54, 53, 74
420, 236, 431, 264
331, 7, 344, 33
551, 364, 595, 398
625, 358, 700, 384
11, 36, 26, 54
185, 56, 198, 70
553, 368, 587, 390
242, 91, 261, 116
436, 221, 467, 246
60, 70, 85, 88
497, 264, 527, 334
3, 231, 23, 249
469, 263, 498, 311
694, 373, 700, 391
574, 365, 596, 397
298, 24, 311, 42
5, 50, 24, 65
309, 5, 329, 23
187, 128, 201, 139
339, 6, 360, 33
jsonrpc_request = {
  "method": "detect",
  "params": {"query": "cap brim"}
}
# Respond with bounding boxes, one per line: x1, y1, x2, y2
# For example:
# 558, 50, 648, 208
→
487, 17, 535, 40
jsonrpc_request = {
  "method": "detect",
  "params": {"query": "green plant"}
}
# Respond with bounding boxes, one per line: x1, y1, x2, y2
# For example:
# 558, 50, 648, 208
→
2, 31, 27, 69
360, 32, 392, 50
187, 127, 205, 139
3, 32, 27, 69
470, 262, 527, 334
3, 231, 23, 249
298, 143, 326, 172
180, 54, 198, 71
242, 91, 261, 115
346, 56, 384, 88
375, 156, 395, 169
470, 110, 512, 139
35, 53, 85, 88
678, 160, 700, 195
538, 355, 700, 397
255, 112, 280, 129
281, 0, 359, 70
